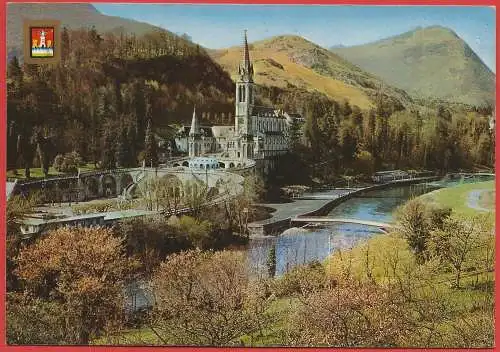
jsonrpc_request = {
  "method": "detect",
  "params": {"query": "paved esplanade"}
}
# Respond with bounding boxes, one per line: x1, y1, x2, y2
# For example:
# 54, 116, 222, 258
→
252, 189, 354, 226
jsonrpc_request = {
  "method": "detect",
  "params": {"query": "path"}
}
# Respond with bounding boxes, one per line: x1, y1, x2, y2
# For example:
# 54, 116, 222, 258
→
467, 189, 492, 212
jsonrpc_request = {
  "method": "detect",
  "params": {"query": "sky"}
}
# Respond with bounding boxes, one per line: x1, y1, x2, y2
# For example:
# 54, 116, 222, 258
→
94, 4, 496, 71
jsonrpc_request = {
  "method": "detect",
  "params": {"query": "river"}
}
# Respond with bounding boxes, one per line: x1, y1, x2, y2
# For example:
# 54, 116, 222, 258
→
247, 183, 438, 276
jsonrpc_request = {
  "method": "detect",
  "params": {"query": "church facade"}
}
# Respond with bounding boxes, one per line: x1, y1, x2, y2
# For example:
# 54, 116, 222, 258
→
175, 31, 303, 174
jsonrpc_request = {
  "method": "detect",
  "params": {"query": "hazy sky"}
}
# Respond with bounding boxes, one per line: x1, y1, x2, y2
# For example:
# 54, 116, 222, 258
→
94, 4, 496, 71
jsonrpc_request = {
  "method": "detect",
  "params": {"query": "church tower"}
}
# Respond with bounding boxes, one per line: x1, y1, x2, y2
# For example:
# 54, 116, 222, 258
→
235, 30, 255, 137
188, 106, 201, 158
235, 30, 255, 159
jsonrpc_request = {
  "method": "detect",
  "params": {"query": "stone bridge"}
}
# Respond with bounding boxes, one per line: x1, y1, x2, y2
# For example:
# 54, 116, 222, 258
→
14, 168, 145, 202
14, 165, 245, 204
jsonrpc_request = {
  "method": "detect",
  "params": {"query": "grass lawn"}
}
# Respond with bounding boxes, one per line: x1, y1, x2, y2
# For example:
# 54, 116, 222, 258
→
417, 180, 495, 217
7, 163, 99, 180
92, 327, 161, 345
7, 166, 62, 180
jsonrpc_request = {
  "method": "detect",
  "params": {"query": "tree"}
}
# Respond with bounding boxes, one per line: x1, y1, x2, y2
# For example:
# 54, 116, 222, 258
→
7, 292, 67, 344
115, 125, 130, 168
53, 151, 83, 174
7, 56, 23, 97
182, 179, 209, 217
427, 215, 491, 288
221, 175, 264, 235
127, 123, 138, 167
143, 119, 158, 167
61, 27, 70, 62
138, 176, 185, 212
101, 128, 116, 169
339, 121, 358, 167
32, 128, 50, 177
15, 227, 137, 344
395, 198, 451, 263
286, 278, 409, 347
151, 250, 272, 346
17, 133, 35, 179
6, 194, 42, 291
267, 245, 277, 278
286, 117, 303, 151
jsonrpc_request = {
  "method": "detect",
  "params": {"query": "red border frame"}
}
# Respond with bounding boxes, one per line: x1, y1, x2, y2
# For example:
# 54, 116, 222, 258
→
0, 0, 497, 351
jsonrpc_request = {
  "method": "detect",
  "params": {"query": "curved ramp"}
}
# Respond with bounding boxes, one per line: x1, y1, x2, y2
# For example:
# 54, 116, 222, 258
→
291, 216, 395, 229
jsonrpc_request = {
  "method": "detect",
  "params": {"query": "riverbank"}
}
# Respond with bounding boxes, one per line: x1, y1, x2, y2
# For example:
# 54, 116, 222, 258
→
248, 176, 440, 237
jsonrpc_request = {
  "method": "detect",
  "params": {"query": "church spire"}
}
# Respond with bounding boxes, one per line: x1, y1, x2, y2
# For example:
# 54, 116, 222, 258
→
189, 105, 200, 136
239, 30, 253, 82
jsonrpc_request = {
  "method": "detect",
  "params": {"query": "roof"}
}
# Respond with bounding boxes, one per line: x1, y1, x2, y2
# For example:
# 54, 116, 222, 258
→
177, 126, 214, 138
189, 106, 201, 136
21, 213, 106, 226
20, 209, 158, 226
211, 126, 235, 138
253, 106, 286, 119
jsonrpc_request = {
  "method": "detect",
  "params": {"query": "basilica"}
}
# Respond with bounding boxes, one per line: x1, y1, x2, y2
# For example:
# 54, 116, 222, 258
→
174, 31, 303, 173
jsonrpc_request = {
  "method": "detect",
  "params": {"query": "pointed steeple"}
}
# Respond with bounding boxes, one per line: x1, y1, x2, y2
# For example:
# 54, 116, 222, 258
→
189, 105, 200, 136
238, 30, 254, 82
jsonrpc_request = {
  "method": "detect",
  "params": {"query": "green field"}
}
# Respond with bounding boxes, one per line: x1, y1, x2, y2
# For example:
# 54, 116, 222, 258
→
417, 180, 495, 217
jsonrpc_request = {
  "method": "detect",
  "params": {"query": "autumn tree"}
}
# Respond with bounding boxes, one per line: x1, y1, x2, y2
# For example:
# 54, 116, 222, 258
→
6, 193, 41, 291
151, 250, 272, 346
7, 292, 67, 344
286, 278, 409, 347
14, 227, 137, 344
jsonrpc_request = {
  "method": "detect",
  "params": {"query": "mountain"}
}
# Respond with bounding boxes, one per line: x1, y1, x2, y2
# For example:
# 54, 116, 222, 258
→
210, 35, 413, 110
331, 26, 495, 107
7, 3, 169, 61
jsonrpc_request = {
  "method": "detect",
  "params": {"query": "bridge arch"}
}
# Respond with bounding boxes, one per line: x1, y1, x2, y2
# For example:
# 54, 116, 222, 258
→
84, 176, 99, 199
182, 161, 189, 167
101, 174, 117, 197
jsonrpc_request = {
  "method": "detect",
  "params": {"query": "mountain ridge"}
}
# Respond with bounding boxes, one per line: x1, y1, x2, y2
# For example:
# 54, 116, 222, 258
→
331, 26, 495, 107
211, 34, 413, 110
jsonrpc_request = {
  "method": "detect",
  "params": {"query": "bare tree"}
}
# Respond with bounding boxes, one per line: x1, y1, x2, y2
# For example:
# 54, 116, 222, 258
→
150, 250, 273, 346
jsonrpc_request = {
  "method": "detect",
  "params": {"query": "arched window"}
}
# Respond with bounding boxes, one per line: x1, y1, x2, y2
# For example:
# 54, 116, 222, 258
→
239, 86, 246, 102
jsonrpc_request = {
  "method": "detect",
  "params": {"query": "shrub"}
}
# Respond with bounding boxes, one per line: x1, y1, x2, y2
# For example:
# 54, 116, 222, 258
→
52, 151, 84, 174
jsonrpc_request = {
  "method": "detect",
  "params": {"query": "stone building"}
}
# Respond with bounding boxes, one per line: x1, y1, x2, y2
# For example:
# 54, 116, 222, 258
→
175, 30, 304, 174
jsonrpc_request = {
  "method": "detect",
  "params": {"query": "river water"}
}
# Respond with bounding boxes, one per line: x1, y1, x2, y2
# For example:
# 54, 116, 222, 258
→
247, 183, 439, 276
